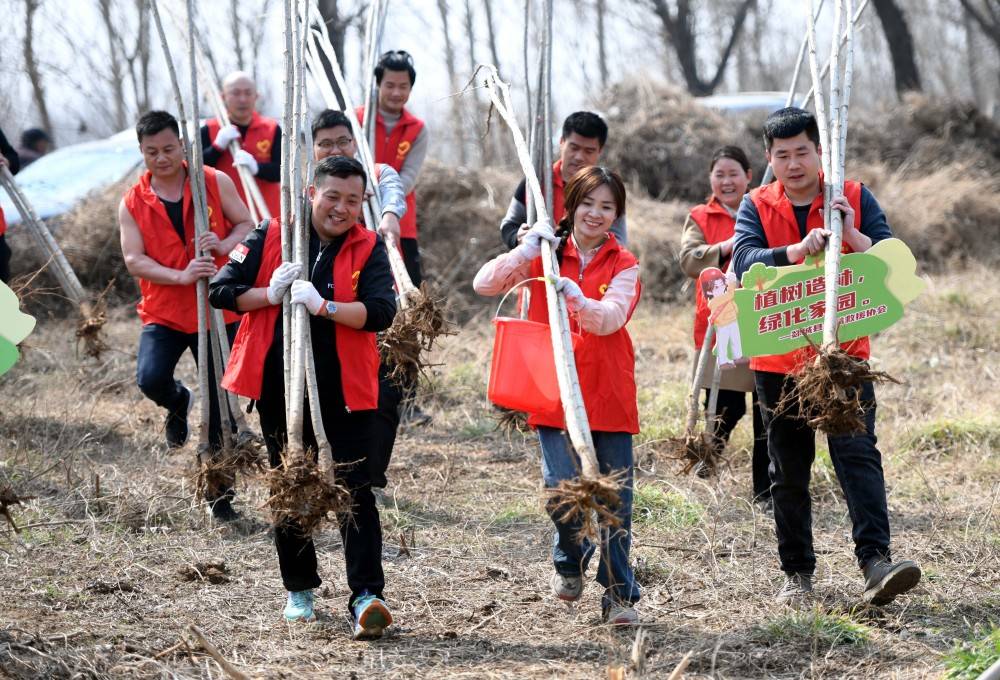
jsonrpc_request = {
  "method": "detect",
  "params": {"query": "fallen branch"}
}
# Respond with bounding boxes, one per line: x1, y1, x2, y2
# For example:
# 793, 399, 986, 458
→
187, 625, 251, 680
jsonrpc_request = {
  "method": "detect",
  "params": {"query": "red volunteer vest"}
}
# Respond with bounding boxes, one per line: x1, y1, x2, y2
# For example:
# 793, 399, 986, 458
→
689, 197, 736, 349
221, 220, 380, 410
749, 178, 866, 374
206, 111, 281, 218
0, 205, 6, 237
524, 235, 641, 434
124, 166, 239, 333
356, 106, 424, 239
548, 161, 567, 225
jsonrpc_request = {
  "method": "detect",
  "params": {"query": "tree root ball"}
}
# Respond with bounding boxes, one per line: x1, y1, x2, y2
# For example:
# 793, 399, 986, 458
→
194, 435, 265, 503
545, 471, 626, 542
0, 484, 33, 532
665, 431, 723, 477
780, 348, 899, 437
264, 457, 352, 536
379, 283, 454, 384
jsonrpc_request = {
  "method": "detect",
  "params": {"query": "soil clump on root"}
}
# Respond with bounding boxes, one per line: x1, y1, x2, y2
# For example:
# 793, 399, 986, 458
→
264, 456, 352, 536
545, 471, 626, 542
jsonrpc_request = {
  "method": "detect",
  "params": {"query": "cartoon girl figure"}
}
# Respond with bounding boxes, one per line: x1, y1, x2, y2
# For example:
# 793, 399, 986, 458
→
699, 268, 743, 368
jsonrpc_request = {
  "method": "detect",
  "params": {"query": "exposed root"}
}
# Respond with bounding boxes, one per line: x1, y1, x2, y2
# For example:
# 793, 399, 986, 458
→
264, 455, 352, 536
664, 431, 723, 477
493, 407, 529, 437
192, 431, 265, 502
75, 284, 115, 359
379, 283, 454, 384
0, 484, 34, 533
779, 347, 899, 436
545, 471, 626, 542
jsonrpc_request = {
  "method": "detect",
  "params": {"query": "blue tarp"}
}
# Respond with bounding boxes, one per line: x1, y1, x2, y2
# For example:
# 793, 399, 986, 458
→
0, 129, 142, 226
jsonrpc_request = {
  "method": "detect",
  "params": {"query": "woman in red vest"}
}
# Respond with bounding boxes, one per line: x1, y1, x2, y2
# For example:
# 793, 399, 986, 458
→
474, 166, 642, 626
679, 146, 769, 501
209, 156, 397, 638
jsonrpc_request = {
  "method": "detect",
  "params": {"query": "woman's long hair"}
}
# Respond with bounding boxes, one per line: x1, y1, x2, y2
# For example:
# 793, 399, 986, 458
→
554, 166, 627, 259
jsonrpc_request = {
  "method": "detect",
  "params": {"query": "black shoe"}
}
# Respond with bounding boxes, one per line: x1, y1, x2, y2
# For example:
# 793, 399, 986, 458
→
208, 498, 241, 523
401, 404, 432, 427
862, 557, 921, 606
165, 387, 193, 449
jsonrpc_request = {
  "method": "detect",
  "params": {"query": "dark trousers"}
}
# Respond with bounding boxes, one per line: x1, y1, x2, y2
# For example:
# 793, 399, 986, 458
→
0, 233, 10, 284
754, 371, 891, 574
400, 237, 422, 287
136, 323, 238, 498
371, 363, 403, 489
703, 388, 770, 500
255, 374, 384, 606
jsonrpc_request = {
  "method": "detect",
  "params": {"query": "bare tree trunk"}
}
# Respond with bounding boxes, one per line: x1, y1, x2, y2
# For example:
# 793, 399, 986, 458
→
596, 0, 609, 90
98, 0, 128, 131
871, 0, 922, 95
247, 0, 273, 85
314, 0, 365, 110
436, 0, 467, 165
644, 0, 756, 96
230, 0, 246, 71
135, 0, 152, 113
482, 0, 503, 76
23, 0, 54, 142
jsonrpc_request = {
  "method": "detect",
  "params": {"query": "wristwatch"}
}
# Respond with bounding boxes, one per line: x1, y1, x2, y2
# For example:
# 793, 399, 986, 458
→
324, 300, 338, 318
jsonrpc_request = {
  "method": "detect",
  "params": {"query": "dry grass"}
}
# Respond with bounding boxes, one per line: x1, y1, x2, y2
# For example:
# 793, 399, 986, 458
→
1, 264, 998, 678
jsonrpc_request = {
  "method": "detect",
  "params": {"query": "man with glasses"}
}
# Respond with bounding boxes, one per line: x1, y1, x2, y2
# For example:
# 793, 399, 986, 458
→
355, 50, 428, 287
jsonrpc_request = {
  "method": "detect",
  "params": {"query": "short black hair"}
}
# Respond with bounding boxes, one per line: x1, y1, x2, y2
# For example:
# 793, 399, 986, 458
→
561, 111, 608, 147
312, 109, 353, 138
313, 154, 367, 188
710, 145, 751, 173
20, 127, 50, 150
762, 107, 821, 151
136, 110, 180, 143
374, 50, 416, 86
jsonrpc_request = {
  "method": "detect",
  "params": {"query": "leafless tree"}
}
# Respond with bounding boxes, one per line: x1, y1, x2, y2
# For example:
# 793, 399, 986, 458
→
313, 0, 366, 108
481, 0, 503, 76
23, 0, 54, 142
436, 0, 468, 164
871, 0, 923, 96
640, 0, 756, 96
958, 0, 1000, 84
596, 0, 609, 90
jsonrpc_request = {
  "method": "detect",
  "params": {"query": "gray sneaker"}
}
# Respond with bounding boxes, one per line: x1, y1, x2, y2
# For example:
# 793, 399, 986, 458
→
550, 572, 583, 602
862, 557, 921, 606
776, 572, 813, 605
602, 601, 639, 626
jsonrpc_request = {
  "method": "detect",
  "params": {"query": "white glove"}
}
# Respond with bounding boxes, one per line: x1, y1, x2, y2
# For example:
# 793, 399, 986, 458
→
233, 149, 259, 175
554, 276, 586, 310
291, 279, 326, 315
520, 220, 560, 258
212, 124, 241, 150
265, 262, 301, 305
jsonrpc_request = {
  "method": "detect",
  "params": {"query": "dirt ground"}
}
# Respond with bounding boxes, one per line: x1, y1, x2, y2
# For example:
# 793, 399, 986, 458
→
1, 265, 998, 679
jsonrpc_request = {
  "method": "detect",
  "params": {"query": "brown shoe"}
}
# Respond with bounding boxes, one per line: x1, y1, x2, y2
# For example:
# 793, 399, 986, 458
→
775, 572, 813, 606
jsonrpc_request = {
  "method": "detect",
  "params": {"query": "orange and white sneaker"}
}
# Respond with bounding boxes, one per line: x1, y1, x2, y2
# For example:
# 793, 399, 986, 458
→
351, 592, 393, 639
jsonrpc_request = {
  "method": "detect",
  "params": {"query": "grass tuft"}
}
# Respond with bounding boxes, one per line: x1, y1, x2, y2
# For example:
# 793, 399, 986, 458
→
754, 608, 871, 648
632, 483, 703, 529
905, 419, 1000, 453
943, 626, 1000, 679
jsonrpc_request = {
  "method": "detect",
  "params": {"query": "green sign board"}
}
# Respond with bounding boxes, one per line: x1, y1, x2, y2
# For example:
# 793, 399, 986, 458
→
0, 281, 36, 376
699, 238, 924, 361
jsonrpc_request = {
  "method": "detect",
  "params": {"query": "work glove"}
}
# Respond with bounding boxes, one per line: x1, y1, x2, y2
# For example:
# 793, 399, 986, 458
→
520, 219, 559, 259
554, 276, 586, 310
212, 124, 241, 150
265, 262, 302, 305
290, 279, 326, 315
233, 149, 259, 175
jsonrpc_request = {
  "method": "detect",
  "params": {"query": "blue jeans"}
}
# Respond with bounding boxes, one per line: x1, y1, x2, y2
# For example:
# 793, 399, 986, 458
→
537, 427, 640, 608
136, 323, 238, 500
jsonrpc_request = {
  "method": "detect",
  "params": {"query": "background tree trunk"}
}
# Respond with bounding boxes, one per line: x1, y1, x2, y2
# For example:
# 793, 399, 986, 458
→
596, 0, 609, 90
436, 0, 468, 165
314, 0, 365, 110
23, 0, 54, 142
871, 0, 923, 96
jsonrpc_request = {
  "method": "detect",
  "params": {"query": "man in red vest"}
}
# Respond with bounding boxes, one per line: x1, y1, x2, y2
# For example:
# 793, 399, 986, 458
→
355, 50, 428, 286
0, 126, 20, 284
499, 111, 627, 250
732, 107, 921, 607
201, 71, 282, 218
119, 111, 254, 521
209, 156, 397, 637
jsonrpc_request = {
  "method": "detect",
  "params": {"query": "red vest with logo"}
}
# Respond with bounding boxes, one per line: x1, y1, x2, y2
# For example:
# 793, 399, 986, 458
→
356, 106, 424, 239
548, 161, 567, 225
749, 178, 866, 375
221, 220, 380, 410
689, 197, 735, 349
524, 235, 641, 433
206, 111, 281, 218
124, 166, 240, 333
